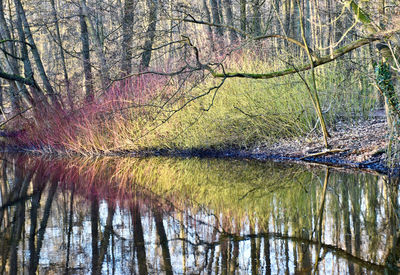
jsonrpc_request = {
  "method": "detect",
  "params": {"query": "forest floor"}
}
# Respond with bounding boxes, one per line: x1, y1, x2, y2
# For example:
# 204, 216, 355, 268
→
250, 117, 389, 173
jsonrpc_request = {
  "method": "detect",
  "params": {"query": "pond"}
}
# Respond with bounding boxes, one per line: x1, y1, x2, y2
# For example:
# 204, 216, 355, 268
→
0, 155, 399, 274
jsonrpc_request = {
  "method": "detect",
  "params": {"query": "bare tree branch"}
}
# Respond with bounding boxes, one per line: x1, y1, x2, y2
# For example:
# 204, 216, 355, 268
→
209, 34, 391, 79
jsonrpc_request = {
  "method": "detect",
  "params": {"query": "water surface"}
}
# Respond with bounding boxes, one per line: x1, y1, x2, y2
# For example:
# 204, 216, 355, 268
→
0, 155, 399, 274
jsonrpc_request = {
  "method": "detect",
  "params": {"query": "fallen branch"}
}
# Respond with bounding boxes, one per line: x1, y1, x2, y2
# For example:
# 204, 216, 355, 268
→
300, 149, 348, 160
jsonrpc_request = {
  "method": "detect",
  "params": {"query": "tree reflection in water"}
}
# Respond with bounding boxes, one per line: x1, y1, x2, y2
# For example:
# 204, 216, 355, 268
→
0, 155, 399, 274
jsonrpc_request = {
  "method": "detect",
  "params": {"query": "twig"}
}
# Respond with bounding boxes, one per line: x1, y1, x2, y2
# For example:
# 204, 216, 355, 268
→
0, 106, 33, 128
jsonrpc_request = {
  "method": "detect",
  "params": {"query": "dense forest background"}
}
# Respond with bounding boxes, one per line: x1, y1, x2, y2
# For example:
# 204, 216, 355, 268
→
0, 0, 398, 159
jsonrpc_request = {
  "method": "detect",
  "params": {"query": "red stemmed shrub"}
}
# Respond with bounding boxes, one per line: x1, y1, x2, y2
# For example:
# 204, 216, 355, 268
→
14, 73, 171, 154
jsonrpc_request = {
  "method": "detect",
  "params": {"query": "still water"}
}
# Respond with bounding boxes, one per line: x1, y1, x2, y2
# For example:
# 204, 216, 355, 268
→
0, 155, 399, 274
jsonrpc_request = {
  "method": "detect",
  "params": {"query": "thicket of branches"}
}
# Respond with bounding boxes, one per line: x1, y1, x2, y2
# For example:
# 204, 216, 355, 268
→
0, 0, 386, 112
0, 0, 399, 163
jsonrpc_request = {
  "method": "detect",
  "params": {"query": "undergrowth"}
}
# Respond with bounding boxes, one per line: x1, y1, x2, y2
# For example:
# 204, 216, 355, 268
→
16, 50, 378, 155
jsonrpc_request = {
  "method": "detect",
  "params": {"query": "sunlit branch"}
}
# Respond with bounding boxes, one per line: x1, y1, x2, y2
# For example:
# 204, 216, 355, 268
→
209, 34, 391, 79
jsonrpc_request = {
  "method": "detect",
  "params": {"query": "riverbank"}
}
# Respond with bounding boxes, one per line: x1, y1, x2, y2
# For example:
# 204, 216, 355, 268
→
119, 117, 389, 174
249, 118, 389, 173
4, 117, 390, 175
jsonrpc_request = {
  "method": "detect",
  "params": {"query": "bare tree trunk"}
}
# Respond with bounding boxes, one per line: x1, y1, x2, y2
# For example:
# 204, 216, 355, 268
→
0, 81, 3, 116
50, 0, 73, 110
297, 0, 330, 147
168, 0, 174, 60
315, 0, 323, 50
291, 0, 300, 54
240, 0, 246, 36
283, 0, 291, 47
252, 0, 262, 35
326, 0, 333, 56
311, 0, 320, 51
0, 61, 22, 115
121, 0, 135, 76
9, 167, 34, 275
217, 0, 224, 24
98, 205, 115, 265
14, 0, 51, 113
91, 198, 100, 274
153, 209, 173, 275
273, 0, 281, 52
80, 0, 110, 91
28, 186, 41, 275
132, 204, 148, 274
202, 0, 215, 51
140, 0, 159, 70
79, 5, 94, 102
209, 0, 223, 42
14, 0, 61, 109
0, 0, 35, 114
292, 0, 300, 39
29, 179, 58, 274
223, 0, 237, 44
65, 186, 74, 272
